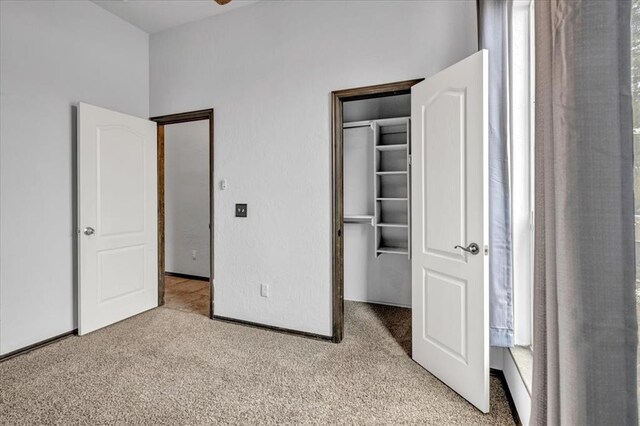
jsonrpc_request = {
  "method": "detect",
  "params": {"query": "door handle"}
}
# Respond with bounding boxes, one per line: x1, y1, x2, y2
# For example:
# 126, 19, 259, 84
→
454, 243, 479, 255
83, 227, 95, 236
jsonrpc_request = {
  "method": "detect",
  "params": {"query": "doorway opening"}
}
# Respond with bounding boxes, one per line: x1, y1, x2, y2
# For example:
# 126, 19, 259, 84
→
151, 109, 214, 319
331, 80, 422, 344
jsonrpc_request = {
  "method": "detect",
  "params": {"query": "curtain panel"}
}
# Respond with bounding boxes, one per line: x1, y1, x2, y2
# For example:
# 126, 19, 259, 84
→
478, 0, 515, 347
532, 0, 638, 424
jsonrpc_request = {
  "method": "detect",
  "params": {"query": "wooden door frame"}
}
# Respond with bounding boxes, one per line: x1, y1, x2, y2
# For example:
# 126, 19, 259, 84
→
330, 79, 423, 343
150, 109, 214, 319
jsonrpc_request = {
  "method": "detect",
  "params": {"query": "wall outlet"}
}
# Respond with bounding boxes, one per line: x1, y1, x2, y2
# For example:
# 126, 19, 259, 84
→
260, 283, 269, 297
191, 250, 197, 260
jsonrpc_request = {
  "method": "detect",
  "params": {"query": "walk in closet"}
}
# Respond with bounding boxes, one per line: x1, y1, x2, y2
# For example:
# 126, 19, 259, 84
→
343, 94, 412, 307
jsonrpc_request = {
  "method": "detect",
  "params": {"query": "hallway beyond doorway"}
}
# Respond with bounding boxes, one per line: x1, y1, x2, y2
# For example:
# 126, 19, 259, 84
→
164, 274, 209, 317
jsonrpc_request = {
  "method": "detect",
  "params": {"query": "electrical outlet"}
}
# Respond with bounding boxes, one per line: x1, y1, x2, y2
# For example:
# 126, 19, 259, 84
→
260, 283, 269, 297
191, 250, 197, 260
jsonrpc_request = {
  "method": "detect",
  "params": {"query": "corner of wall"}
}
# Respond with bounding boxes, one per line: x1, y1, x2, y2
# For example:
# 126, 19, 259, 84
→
503, 349, 532, 425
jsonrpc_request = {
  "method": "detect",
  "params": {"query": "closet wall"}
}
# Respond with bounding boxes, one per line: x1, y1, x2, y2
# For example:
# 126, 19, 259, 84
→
343, 95, 412, 307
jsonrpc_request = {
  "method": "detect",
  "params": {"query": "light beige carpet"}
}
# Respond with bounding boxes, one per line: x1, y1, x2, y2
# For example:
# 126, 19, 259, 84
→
0, 302, 516, 425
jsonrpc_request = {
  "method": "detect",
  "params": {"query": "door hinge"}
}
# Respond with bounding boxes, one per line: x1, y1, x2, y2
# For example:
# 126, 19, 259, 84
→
408, 155, 412, 166
484, 245, 489, 256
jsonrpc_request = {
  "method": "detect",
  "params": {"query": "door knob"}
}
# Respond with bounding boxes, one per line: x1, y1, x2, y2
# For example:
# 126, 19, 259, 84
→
454, 242, 479, 255
83, 227, 95, 236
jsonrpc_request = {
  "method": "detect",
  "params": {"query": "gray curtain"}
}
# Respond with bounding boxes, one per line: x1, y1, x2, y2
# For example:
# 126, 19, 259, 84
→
478, 0, 515, 347
532, 1, 638, 424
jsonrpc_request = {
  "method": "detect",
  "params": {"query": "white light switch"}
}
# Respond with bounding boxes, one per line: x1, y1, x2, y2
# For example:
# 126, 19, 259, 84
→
260, 283, 269, 297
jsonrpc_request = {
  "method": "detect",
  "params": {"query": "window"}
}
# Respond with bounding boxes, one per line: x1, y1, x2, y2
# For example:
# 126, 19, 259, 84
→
511, 0, 535, 348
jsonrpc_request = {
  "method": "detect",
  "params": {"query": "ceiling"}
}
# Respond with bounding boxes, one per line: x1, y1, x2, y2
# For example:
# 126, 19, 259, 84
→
91, 0, 258, 34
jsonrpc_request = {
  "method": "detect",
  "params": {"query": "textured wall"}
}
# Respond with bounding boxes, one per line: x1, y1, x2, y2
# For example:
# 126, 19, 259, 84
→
150, 0, 478, 336
0, 0, 149, 354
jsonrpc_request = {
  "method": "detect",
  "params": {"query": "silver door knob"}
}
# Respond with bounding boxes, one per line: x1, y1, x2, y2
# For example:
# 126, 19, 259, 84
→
83, 227, 95, 236
454, 243, 479, 255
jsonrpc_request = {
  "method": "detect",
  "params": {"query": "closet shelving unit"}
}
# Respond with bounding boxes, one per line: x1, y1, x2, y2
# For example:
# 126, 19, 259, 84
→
343, 116, 411, 258
373, 117, 410, 258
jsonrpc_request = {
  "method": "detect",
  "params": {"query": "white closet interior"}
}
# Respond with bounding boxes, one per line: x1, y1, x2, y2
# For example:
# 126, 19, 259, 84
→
343, 94, 412, 308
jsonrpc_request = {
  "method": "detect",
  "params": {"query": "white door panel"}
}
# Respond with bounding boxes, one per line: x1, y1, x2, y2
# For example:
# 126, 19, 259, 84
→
78, 103, 157, 335
411, 51, 489, 412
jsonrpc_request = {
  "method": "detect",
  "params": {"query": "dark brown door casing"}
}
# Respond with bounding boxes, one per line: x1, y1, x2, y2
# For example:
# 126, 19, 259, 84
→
150, 109, 214, 319
330, 80, 423, 343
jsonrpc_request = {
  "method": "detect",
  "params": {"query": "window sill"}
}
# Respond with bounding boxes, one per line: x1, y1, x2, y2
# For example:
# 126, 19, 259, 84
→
509, 345, 533, 395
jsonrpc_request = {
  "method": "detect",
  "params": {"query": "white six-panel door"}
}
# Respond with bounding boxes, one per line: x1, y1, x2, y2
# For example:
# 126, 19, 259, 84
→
411, 51, 489, 412
78, 103, 158, 335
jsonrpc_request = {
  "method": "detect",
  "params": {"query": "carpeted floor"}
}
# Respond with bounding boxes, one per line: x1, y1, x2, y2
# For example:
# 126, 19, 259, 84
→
0, 302, 516, 425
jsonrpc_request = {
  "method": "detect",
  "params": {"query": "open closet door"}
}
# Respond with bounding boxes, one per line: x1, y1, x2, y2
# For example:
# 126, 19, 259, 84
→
78, 103, 158, 335
410, 50, 489, 412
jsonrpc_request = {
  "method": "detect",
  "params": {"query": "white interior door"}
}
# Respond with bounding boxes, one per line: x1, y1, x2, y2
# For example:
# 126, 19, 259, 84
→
411, 50, 489, 412
78, 103, 158, 335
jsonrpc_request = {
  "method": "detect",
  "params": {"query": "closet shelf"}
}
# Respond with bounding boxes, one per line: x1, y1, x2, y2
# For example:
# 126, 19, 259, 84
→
343, 120, 373, 129
344, 215, 374, 225
343, 116, 410, 130
376, 171, 407, 176
376, 144, 407, 151
376, 246, 409, 255
375, 117, 411, 127
376, 197, 408, 201
376, 222, 408, 228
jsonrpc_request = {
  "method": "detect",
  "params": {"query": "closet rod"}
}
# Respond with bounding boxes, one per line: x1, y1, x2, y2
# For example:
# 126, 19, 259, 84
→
343, 119, 373, 129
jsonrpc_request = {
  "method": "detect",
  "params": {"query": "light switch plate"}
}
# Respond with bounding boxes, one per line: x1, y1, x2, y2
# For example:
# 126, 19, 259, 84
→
235, 203, 247, 217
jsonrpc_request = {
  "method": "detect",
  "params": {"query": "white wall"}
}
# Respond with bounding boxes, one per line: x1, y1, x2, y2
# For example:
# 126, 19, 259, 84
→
165, 121, 210, 278
150, 0, 478, 336
0, 0, 149, 355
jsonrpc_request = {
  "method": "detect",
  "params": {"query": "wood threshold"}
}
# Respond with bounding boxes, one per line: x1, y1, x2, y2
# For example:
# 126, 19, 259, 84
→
331, 78, 423, 343
150, 109, 214, 320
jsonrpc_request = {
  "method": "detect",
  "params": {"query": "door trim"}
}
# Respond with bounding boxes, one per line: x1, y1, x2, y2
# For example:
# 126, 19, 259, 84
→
150, 109, 214, 319
330, 79, 423, 343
